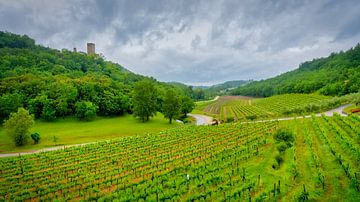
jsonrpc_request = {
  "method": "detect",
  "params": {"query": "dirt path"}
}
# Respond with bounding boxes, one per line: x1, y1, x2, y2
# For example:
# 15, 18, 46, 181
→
241, 104, 351, 124
0, 142, 95, 158
187, 113, 214, 126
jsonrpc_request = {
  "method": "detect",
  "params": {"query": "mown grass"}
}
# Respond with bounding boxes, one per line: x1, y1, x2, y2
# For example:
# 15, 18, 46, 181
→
0, 113, 181, 153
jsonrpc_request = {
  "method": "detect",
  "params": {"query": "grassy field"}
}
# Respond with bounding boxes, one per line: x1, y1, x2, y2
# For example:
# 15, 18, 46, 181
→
0, 114, 359, 201
195, 94, 332, 122
0, 113, 180, 153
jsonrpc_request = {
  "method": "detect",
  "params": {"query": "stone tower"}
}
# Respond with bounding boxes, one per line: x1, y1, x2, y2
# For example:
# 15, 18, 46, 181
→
87, 43, 95, 54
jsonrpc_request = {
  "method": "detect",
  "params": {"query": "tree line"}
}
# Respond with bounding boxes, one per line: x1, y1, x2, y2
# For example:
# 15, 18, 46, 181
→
231, 44, 360, 97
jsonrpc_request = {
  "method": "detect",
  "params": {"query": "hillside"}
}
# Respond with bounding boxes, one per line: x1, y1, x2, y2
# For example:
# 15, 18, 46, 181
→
177, 80, 249, 100
231, 44, 360, 97
0, 31, 192, 122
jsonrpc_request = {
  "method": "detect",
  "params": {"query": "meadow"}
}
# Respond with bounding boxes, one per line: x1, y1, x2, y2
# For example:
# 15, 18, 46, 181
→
0, 113, 180, 153
0, 114, 359, 201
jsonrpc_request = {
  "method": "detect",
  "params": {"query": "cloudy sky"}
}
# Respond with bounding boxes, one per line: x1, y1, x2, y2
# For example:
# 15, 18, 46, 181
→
1, 0, 360, 85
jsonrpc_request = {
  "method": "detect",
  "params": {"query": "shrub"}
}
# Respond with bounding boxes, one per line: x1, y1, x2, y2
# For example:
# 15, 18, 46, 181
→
273, 128, 295, 148
226, 117, 234, 123
31, 132, 40, 144
275, 154, 284, 166
276, 142, 288, 153
245, 115, 257, 121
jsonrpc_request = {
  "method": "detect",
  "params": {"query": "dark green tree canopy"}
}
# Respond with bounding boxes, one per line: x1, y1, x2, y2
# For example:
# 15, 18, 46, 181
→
163, 89, 181, 124
132, 80, 158, 122
232, 44, 360, 97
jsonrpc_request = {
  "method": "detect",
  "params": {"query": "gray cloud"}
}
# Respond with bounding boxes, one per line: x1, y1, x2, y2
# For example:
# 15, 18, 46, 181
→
0, 0, 359, 85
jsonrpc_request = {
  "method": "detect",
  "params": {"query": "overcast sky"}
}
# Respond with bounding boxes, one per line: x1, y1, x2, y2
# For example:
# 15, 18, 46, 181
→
1, 0, 360, 85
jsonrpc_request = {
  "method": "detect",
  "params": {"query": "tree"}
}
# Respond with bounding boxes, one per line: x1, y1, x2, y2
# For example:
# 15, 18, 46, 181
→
180, 96, 195, 117
163, 89, 181, 124
75, 101, 98, 121
0, 93, 23, 122
132, 80, 158, 122
41, 99, 57, 121
3, 108, 35, 146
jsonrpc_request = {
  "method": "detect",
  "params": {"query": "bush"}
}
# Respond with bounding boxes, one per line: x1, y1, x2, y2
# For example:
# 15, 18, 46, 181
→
75, 101, 98, 121
31, 132, 40, 144
273, 128, 295, 148
275, 154, 284, 166
276, 142, 288, 153
226, 117, 234, 123
245, 115, 257, 121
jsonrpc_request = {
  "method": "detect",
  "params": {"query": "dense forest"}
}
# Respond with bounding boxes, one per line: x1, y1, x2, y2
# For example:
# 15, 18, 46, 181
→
231, 44, 360, 97
0, 31, 193, 122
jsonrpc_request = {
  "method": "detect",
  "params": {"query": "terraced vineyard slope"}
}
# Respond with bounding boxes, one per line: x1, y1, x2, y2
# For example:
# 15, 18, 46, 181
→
0, 114, 359, 201
195, 94, 331, 122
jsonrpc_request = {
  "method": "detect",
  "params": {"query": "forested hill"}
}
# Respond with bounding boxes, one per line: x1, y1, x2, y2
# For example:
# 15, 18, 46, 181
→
231, 44, 360, 97
0, 31, 190, 122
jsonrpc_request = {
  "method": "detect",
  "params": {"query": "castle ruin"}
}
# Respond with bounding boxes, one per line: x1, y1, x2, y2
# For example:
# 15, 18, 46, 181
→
87, 43, 95, 54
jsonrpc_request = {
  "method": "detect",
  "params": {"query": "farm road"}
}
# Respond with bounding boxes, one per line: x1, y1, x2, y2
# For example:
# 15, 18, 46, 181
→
240, 104, 351, 124
0, 104, 352, 158
188, 114, 214, 125
0, 142, 94, 158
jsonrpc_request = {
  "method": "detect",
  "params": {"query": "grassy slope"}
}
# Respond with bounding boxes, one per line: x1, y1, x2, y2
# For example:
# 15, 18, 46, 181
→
0, 113, 180, 153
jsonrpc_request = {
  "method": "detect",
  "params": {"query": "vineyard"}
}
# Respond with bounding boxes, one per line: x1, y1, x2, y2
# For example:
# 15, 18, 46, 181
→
0, 114, 359, 201
197, 94, 331, 122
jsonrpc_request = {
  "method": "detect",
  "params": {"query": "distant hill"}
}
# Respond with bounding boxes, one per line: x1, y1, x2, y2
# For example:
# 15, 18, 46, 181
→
207, 80, 250, 91
168, 80, 249, 100
231, 44, 360, 97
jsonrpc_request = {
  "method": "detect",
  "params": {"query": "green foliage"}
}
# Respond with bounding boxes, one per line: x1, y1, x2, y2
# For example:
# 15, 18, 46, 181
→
42, 99, 57, 121
0, 31, 35, 48
232, 44, 360, 97
180, 96, 195, 117
0, 31, 195, 123
0, 93, 23, 122
273, 128, 295, 148
162, 89, 181, 123
276, 142, 288, 153
53, 135, 59, 144
132, 80, 158, 122
75, 101, 98, 121
30, 132, 40, 144
3, 108, 34, 146
246, 115, 257, 121
275, 154, 284, 165
0, 116, 359, 201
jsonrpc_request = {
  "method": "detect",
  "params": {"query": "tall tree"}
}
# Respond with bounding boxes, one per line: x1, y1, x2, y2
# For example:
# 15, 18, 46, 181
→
163, 89, 181, 124
132, 80, 158, 122
3, 108, 35, 146
180, 96, 195, 117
